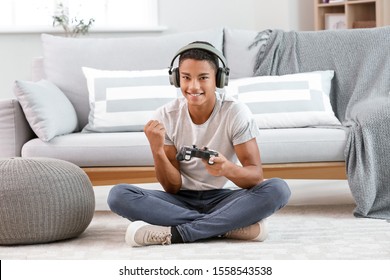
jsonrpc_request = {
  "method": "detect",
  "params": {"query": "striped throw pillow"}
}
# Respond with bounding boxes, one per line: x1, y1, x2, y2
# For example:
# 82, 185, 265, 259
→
225, 71, 341, 128
82, 67, 178, 132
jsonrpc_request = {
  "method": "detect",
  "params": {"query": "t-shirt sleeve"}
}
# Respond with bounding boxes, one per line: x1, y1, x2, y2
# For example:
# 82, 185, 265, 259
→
230, 103, 260, 146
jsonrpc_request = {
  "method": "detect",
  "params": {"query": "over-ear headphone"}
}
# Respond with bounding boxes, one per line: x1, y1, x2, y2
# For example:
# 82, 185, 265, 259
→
168, 42, 230, 89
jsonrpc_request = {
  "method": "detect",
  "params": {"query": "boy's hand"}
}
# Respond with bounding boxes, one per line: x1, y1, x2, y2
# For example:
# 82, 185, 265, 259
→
203, 153, 231, 177
144, 120, 165, 151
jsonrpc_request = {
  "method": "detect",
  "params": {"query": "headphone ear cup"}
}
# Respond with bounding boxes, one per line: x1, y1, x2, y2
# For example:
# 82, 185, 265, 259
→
174, 68, 180, 88
216, 68, 222, 88
216, 68, 228, 88
223, 68, 229, 87
169, 68, 180, 88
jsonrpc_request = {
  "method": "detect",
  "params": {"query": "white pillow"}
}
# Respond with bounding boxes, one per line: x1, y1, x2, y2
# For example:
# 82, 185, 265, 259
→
14, 79, 78, 141
82, 67, 179, 132
225, 71, 341, 129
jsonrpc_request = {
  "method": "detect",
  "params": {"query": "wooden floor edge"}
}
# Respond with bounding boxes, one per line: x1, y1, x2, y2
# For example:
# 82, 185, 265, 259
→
83, 162, 347, 186
262, 162, 347, 180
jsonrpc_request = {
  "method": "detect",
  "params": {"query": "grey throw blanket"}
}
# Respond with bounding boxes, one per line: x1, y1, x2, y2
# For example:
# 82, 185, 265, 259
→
252, 27, 390, 219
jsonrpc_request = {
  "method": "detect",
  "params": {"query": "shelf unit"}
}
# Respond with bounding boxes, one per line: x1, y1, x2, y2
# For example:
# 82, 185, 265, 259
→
314, 0, 390, 30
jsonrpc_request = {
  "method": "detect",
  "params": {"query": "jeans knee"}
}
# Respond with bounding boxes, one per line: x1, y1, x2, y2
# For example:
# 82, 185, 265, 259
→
107, 184, 129, 212
265, 178, 291, 207
275, 178, 291, 206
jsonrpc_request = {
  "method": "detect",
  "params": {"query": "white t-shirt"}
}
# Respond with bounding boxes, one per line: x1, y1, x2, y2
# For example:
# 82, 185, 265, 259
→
154, 91, 259, 191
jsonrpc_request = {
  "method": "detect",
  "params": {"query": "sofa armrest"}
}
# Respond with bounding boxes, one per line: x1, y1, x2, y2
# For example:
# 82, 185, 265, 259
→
0, 98, 35, 157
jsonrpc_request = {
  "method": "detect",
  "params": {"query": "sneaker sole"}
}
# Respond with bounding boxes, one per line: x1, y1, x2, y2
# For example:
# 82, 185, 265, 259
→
125, 221, 149, 247
256, 219, 268, 242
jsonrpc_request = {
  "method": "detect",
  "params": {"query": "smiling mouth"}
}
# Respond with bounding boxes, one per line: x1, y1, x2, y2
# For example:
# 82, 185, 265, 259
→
188, 93, 202, 97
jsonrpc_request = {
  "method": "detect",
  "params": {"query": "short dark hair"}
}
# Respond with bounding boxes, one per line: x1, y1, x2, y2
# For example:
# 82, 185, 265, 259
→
178, 41, 219, 72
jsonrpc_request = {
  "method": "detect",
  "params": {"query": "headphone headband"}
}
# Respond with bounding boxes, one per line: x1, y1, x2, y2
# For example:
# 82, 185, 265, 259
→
169, 43, 228, 72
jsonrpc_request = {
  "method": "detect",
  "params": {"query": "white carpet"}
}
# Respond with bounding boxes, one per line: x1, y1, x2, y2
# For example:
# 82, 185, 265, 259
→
1, 204, 389, 260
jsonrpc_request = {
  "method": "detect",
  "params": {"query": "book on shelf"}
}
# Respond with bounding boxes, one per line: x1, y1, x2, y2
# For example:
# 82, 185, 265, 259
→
325, 13, 347, 30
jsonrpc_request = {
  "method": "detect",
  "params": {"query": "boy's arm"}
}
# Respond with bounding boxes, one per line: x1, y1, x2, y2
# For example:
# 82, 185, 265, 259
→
144, 120, 182, 194
156, 145, 182, 194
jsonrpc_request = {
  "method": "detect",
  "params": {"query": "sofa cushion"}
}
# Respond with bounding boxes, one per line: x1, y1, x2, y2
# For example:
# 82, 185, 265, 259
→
223, 28, 270, 79
226, 71, 341, 128
41, 29, 223, 129
21, 127, 346, 167
82, 67, 179, 132
14, 79, 78, 141
258, 127, 346, 163
21, 132, 154, 167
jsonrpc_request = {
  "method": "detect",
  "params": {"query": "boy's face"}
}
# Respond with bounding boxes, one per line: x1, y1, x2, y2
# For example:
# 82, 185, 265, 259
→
179, 58, 217, 111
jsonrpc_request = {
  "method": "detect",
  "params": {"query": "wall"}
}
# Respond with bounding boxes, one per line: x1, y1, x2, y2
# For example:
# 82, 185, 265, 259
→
0, 0, 314, 100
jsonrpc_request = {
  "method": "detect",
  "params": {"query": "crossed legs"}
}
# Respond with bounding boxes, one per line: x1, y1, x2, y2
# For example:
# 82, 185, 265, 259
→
108, 178, 290, 243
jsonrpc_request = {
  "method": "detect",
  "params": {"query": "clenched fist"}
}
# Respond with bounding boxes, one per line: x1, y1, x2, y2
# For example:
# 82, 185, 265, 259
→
144, 120, 166, 151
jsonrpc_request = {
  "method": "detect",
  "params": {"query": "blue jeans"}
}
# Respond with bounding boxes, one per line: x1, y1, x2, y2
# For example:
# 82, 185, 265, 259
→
107, 178, 291, 242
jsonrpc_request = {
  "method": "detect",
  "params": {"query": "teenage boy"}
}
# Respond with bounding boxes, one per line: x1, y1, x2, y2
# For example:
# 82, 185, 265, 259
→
108, 42, 291, 246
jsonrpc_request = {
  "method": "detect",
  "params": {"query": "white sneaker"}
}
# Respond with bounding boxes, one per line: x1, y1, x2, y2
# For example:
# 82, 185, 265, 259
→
223, 219, 268, 242
125, 221, 172, 247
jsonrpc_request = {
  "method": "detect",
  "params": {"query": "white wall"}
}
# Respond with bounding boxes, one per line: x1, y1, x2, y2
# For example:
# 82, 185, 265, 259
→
0, 0, 314, 100
159, 0, 314, 33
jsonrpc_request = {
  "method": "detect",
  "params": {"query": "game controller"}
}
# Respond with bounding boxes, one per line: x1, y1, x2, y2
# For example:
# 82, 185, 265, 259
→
176, 145, 218, 165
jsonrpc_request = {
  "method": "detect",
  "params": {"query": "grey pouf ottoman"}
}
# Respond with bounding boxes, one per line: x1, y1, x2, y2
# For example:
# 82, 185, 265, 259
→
0, 157, 95, 245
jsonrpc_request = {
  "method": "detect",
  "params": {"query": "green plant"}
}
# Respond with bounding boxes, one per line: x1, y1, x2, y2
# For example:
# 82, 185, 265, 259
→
52, 3, 95, 37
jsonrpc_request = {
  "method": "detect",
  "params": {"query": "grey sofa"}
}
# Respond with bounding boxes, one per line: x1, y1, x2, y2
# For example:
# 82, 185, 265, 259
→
0, 28, 347, 186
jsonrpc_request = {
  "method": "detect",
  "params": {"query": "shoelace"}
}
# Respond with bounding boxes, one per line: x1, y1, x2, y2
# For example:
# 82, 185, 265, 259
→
225, 224, 261, 240
145, 230, 172, 245
226, 226, 249, 237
